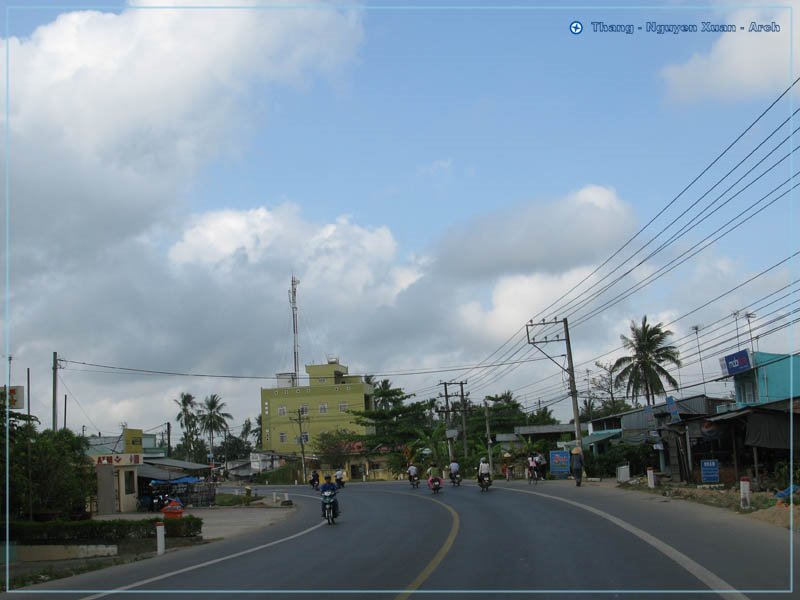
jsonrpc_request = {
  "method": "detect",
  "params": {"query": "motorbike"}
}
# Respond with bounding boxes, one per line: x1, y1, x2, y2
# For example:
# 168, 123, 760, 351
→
478, 474, 492, 492
309, 478, 320, 491
321, 490, 338, 525
335, 477, 345, 489
429, 477, 442, 495
410, 474, 420, 489
449, 472, 462, 487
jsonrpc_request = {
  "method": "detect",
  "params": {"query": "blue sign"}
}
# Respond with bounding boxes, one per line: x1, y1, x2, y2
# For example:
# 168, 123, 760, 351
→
665, 396, 681, 423
721, 350, 752, 376
549, 450, 570, 474
700, 459, 720, 483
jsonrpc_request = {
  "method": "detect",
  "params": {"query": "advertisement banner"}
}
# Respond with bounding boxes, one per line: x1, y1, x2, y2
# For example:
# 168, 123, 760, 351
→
549, 450, 570, 475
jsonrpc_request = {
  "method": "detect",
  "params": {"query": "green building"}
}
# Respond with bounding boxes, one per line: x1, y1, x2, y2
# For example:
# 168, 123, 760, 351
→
260, 358, 374, 455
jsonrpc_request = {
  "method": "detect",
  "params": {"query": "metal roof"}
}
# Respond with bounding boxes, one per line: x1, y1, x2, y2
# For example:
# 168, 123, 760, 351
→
564, 429, 623, 448
514, 424, 586, 435
144, 458, 211, 471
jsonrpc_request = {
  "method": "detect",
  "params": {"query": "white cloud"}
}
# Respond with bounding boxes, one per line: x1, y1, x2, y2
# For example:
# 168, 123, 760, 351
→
434, 184, 637, 280
661, 6, 794, 102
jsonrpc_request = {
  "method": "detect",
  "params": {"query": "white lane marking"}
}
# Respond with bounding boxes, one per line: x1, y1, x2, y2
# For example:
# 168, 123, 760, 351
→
80, 511, 326, 599
504, 487, 751, 600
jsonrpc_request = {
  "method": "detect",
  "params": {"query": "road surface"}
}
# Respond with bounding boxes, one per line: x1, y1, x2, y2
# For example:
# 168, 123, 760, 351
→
11, 479, 798, 599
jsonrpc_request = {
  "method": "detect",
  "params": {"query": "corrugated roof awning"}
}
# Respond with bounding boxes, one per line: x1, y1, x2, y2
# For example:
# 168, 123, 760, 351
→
707, 408, 752, 422
564, 429, 622, 448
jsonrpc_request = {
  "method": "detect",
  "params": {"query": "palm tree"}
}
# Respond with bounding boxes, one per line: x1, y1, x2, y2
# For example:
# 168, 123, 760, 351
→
173, 392, 198, 458
613, 316, 682, 406
198, 394, 233, 461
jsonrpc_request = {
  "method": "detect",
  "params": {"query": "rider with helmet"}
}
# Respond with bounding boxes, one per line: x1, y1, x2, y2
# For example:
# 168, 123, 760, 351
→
319, 474, 339, 518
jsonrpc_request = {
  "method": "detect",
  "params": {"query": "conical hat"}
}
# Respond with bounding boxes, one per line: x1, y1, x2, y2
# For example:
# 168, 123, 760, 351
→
570, 447, 582, 455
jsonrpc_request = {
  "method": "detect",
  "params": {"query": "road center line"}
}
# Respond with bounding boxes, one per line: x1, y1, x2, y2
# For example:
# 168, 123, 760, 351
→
79, 507, 326, 600
502, 487, 750, 600
388, 492, 460, 600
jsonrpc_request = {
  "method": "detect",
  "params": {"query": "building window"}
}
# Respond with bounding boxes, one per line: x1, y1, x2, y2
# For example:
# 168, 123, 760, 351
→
319, 403, 328, 414
339, 402, 348, 412
300, 404, 309, 415
346, 385, 351, 391
318, 378, 326, 383
124, 470, 135, 495
301, 432, 309, 444
278, 406, 286, 416
279, 432, 287, 443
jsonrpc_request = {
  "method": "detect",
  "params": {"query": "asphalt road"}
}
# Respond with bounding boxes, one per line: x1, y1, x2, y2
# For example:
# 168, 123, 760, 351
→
11, 479, 799, 599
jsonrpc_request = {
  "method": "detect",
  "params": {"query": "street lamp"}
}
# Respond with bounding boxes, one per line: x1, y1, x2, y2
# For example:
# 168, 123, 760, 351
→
745, 313, 757, 353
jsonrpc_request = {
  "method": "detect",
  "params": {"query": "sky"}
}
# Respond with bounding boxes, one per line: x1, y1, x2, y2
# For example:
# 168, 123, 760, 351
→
2, 0, 798, 443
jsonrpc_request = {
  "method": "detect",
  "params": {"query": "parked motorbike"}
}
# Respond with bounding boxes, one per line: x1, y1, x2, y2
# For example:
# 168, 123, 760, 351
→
450, 472, 462, 487
478, 475, 492, 492
410, 474, 420, 489
321, 490, 338, 525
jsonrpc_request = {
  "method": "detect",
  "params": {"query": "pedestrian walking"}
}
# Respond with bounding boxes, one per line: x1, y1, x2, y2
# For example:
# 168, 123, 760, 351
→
571, 447, 584, 487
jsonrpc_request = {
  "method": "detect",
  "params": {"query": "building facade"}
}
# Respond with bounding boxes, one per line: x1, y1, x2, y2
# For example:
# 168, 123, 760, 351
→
260, 358, 374, 455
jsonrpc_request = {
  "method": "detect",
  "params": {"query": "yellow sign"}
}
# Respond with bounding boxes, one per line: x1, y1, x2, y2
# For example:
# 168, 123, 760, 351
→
123, 428, 143, 453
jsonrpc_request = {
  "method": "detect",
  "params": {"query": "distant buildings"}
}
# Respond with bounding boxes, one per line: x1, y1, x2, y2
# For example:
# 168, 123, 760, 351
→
260, 357, 374, 456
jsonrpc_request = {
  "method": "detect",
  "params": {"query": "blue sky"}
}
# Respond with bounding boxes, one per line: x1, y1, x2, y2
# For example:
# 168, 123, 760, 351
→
3, 0, 797, 432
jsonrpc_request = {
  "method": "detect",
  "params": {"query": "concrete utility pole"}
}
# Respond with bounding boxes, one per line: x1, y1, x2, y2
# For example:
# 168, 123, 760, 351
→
459, 382, 469, 459
438, 382, 455, 462
290, 408, 308, 482
52, 351, 58, 431
63, 394, 67, 430
526, 317, 583, 449
483, 398, 493, 475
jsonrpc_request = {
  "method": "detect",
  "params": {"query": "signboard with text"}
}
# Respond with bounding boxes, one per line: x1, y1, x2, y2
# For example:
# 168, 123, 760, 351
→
719, 349, 753, 377
549, 450, 570, 475
701, 459, 720, 483
0, 386, 25, 409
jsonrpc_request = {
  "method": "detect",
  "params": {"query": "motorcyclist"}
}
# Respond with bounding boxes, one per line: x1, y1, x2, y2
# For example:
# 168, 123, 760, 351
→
477, 457, 491, 484
448, 460, 461, 483
426, 463, 443, 489
407, 463, 419, 483
535, 452, 547, 481
309, 469, 320, 490
319, 474, 339, 518
334, 468, 345, 488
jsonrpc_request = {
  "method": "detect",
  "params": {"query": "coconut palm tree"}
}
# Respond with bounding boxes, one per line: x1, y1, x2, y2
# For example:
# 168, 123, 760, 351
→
198, 394, 233, 461
173, 392, 198, 458
613, 316, 682, 406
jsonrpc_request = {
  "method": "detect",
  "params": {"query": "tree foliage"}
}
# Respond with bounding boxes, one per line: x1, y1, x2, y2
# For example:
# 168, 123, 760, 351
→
613, 316, 682, 406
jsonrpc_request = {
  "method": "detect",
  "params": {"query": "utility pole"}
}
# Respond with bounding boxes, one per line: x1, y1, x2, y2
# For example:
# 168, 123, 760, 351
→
52, 351, 58, 431
459, 382, 469, 460
289, 276, 300, 387
290, 408, 308, 482
166, 422, 171, 457
526, 317, 583, 449
438, 382, 455, 462
483, 398, 493, 475
63, 394, 67, 430
27, 368, 33, 521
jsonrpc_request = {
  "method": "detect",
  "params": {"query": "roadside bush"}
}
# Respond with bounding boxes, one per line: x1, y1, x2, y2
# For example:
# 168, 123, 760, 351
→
583, 444, 658, 477
8, 515, 202, 544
